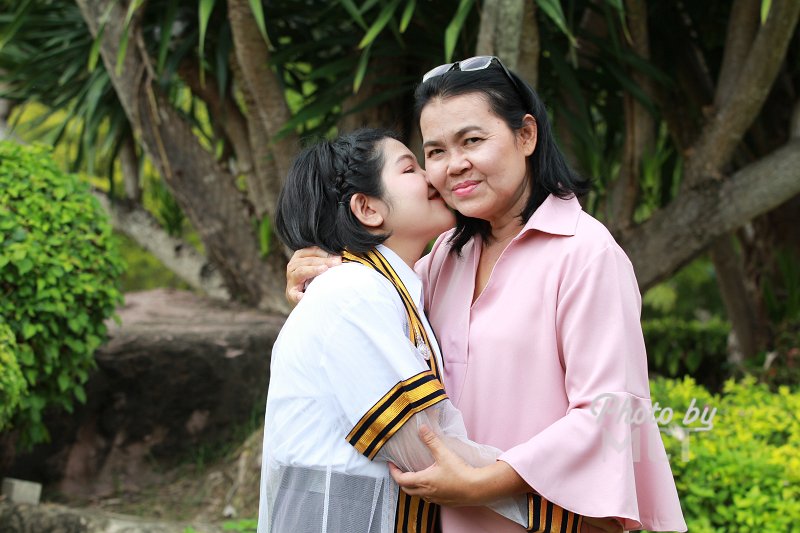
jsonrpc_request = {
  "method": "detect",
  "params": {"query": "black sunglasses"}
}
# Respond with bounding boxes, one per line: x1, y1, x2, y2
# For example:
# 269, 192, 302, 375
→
421, 55, 526, 102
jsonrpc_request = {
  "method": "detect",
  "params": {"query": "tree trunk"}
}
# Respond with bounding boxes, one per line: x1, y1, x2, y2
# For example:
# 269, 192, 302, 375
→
475, 0, 526, 69
709, 236, 769, 361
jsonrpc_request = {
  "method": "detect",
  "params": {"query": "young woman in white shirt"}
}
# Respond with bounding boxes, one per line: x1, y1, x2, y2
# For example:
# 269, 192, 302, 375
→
258, 129, 582, 533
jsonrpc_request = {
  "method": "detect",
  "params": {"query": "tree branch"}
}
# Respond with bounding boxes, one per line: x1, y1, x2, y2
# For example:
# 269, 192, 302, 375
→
227, 0, 297, 183
607, 0, 653, 233
714, 0, 760, 108
475, 0, 526, 69
682, 0, 800, 188
93, 191, 229, 300
516, 1, 539, 88
622, 139, 800, 290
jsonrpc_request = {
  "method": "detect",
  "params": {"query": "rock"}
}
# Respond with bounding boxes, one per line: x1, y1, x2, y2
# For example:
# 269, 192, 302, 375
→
2, 289, 284, 500
2, 478, 42, 505
0, 501, 222, 533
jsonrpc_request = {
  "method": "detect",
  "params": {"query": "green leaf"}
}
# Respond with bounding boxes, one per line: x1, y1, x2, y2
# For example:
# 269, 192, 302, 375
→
358, 0, 402, 49
198, 0, 217, 59
0, 0, 33, 51
57, 372, 70, 392
115, 23, 131, 76
399, 0, 416, 32
444, 0, 475, 62
248, 0, 271, 47
761, 0, 772, 23
17, 257, 33, 275
116, 0, 145, 75
535, 0, 577, 47
74, 384, 87, 404
22, 322, 37, 340
87, 20, 106, 72
156, 0, 179, 73
353, 43, 372, 93
340, 0, 369, 30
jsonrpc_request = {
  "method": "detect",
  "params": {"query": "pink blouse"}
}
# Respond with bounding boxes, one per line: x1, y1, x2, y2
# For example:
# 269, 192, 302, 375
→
415, 194, 686, 532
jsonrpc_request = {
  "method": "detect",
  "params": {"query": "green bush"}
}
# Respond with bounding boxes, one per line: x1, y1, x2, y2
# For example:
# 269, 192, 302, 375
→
643, 317, 730, 390
650, 376, 800, 532
0, 320, 26, 430
0, 141, 124, 447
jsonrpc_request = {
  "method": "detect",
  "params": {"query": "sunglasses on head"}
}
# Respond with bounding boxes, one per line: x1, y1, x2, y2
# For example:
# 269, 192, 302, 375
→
421, 55, 526, 101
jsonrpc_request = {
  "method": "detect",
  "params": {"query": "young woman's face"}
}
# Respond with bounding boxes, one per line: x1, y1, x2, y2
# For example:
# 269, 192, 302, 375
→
376, 137, 455, 242
419, 93, 536, 227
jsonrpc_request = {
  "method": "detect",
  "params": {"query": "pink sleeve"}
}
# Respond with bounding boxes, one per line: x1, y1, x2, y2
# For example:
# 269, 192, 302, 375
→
498, 244, 687, 532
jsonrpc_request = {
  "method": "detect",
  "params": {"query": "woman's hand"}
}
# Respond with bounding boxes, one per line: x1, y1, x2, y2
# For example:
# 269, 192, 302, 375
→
285, 246, 341, 305
390, 428, 624, 532
388, 426, 528, 507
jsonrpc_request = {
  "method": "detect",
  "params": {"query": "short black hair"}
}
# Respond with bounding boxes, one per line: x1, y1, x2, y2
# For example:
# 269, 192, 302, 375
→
414, 61, 590, 254
274, 128, 399, 255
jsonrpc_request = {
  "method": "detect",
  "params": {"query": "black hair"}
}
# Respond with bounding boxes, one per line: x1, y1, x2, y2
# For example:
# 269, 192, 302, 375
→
274, 128, 399, 254
414, 61, 590, 254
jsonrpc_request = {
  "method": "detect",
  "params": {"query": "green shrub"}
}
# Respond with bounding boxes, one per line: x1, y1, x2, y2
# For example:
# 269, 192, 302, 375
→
643, 317, 730, 390
0, 141, 124, 447
0, 320, 26, 430
650, 376, 800, 532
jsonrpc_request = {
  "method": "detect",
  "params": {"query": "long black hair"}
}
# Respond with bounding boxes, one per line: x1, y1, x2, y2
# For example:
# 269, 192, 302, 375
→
414, 60, 590, 254
274, 129, 398, 254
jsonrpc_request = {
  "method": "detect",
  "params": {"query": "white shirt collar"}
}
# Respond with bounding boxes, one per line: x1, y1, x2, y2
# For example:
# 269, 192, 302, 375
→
376, 244, 424, 308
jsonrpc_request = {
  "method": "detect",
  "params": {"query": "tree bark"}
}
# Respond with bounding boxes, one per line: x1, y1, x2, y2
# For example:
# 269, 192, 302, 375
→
715, 0, 760, 108
622, 140, 800, 290
75, 0, 289, 312
607, 0, 654, 233
475, 0, 526, 69
708, 236, 769, 360
119, 134, 141, 203
227, 0, 297, 189
515, 1, 539, 88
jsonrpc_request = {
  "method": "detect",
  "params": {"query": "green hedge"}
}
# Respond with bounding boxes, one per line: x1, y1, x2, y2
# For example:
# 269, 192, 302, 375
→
0, 141, 124, 446
643, 317, 730, 389
650, 376, 800, 532
0, 320, 26, 430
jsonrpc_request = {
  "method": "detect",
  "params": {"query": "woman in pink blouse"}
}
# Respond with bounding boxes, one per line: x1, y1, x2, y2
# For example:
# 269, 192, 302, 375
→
286, 56, 686, 533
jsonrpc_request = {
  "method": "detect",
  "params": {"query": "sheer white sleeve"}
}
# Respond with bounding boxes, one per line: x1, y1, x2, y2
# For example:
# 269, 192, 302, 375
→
374, 398, 531, 528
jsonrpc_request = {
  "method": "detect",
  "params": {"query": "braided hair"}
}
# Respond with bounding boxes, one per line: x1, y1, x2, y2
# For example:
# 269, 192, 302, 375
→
275, 128, 399, 254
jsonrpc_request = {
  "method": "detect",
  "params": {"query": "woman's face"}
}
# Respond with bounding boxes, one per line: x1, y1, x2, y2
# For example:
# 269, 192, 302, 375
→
420, 93, 537, 227
376, 137, 455, 242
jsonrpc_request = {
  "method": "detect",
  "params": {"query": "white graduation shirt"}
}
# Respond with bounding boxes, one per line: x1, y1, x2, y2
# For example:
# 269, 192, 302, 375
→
257, 245, 533, 533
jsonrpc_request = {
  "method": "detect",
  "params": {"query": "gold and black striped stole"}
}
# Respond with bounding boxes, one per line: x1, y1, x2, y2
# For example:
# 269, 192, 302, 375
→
526, 493, 583, 532
342, 248, 445, 533
342, 249, 443, 380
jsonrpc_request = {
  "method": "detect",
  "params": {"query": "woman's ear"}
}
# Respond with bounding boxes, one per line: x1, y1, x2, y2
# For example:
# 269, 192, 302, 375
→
349, 192, 385, 229
519, 114, 538, 156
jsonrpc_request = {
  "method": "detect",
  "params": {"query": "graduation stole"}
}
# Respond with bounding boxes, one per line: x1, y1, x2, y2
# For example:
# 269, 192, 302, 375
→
342, 248, 443, 381
343, 248, 444, 533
